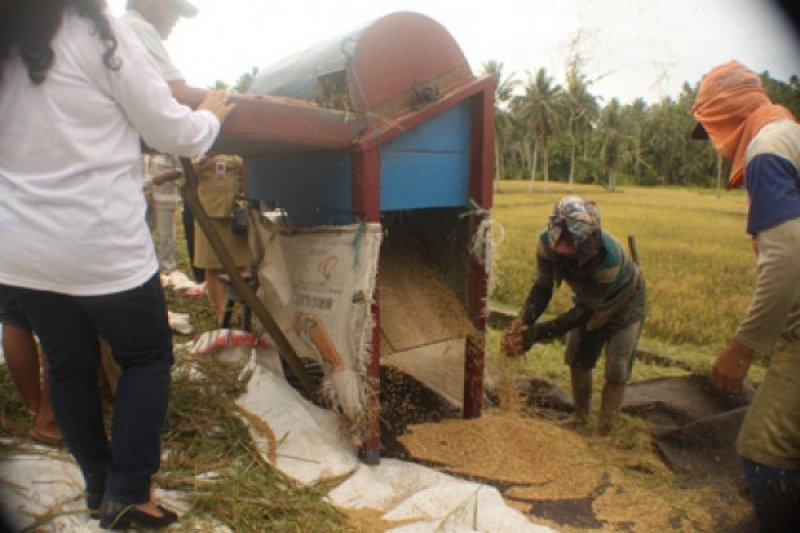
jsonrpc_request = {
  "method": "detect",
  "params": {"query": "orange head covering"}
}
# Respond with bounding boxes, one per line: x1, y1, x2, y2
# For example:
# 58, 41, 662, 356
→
691, 60, 796, 189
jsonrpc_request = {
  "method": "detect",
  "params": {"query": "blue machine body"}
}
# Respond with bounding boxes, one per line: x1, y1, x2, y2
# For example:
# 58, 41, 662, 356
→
246, 101, 472, 226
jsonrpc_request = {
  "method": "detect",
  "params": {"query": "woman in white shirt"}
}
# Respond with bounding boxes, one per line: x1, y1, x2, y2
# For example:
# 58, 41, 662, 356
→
0, 0, 233, 529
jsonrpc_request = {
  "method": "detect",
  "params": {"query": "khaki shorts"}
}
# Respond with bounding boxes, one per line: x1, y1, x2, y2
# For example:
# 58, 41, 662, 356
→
737, 335, 800, 470
193, 218, 250, 270
564, 319, 642, 383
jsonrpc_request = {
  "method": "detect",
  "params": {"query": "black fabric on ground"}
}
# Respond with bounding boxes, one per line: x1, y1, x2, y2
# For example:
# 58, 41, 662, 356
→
623, 375, 753, 486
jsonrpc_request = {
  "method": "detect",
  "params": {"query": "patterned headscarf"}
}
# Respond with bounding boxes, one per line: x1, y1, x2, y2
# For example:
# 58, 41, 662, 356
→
691, 60, 796, 189
547, 196, 601, 251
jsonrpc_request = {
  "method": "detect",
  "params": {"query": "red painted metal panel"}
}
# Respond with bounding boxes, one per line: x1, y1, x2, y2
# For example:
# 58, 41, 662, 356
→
362, 285, 381, 464
469, 81, 496, 210
350, 147, 382, 221
354, 76, 495, 152
178, 93, 366, 154
463, 84, 495, 418
351, 147, 382, 462
348, 12, 470, 113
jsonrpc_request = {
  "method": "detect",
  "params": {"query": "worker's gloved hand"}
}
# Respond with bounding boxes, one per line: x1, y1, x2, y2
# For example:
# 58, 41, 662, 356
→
501, 319, 528, 358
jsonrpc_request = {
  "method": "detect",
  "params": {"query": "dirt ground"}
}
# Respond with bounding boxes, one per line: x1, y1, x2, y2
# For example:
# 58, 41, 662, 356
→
379, 367, 757, 532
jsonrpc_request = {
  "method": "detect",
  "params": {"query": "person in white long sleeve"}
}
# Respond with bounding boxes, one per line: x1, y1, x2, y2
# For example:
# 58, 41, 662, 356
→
0, 0, 233, 529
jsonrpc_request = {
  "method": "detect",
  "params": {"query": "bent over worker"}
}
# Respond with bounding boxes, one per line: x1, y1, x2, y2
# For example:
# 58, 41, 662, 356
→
503, 196, 646, 434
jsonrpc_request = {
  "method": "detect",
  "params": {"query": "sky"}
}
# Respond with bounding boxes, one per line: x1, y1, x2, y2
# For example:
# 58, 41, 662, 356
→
106, 0, 799, 104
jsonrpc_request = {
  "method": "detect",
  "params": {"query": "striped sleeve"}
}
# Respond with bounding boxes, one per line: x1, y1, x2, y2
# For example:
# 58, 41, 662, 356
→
574, 233, 640, 329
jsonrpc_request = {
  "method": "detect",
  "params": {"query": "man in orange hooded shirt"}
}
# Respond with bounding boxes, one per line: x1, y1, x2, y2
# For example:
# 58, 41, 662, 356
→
692, 60, 799, 531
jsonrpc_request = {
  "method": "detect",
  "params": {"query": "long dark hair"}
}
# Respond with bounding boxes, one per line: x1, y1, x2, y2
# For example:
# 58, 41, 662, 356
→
0, 0, 119, 84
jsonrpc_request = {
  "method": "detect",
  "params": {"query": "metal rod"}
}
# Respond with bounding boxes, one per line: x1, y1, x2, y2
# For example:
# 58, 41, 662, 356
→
179, 157, 319, 399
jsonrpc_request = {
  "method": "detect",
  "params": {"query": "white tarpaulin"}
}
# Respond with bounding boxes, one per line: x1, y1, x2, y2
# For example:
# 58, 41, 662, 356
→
235, 349, 556, 533
254, 222, 382, 434
327, 459, 555, 532
0, 447, 231, 532
1, 346, 556, 532
235, 352, 360, 484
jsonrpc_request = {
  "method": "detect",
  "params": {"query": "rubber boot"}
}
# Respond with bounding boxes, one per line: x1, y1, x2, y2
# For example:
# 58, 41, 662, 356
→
597, 381, 626, 435
563, 366, 592, 429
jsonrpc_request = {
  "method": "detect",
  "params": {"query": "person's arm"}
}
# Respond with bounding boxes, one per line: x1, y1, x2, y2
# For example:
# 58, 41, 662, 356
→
108, 18, 233, 156
711, 339, 753, 394
713, 219, 800, 393
168, 79, 208, 107
503, 233, 555, 356
734, 221, 800, 352
121, 13, 209, 110
521, 304, 592, 349
151, 169, 182, 186
520, 280, 552, 326
520, 235, 556, 324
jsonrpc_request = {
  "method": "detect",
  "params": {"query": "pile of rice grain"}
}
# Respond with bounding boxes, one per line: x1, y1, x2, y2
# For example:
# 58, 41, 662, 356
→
398, 410, 749, 531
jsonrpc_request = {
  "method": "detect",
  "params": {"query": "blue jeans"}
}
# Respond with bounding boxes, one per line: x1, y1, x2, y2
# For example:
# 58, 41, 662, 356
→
742, 458, 800, 532
2, 274, 173, 504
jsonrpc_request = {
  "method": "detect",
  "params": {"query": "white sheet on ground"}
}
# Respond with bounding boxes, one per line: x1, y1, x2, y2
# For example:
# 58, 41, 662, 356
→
0, 346, 556, 532
0, 444, 231, 532
235, 350, 360, 485
327, 459, 554, 532
237, 349, 557, 532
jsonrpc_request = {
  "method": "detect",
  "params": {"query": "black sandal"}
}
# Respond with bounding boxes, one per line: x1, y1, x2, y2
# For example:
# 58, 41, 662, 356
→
98, 500, 178, 530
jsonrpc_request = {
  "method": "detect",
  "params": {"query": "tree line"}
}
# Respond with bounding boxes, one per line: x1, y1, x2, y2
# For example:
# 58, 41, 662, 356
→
484, 59, 800, 190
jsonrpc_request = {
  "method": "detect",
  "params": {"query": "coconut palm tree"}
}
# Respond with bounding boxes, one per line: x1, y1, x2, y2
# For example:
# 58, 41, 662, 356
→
623, 98, 647, 180
562, 53, 598, 192
512, 68, 563, 192
643, 96, 686, 185
482, 60, 515, 190
597, 98, 624, 191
